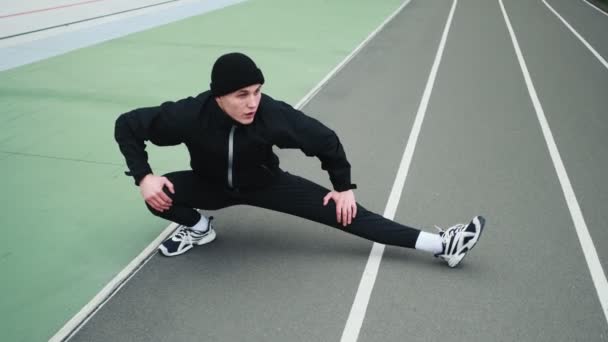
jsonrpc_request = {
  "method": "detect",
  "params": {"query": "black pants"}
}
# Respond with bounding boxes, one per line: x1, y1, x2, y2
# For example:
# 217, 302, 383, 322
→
147, 170, 421, 248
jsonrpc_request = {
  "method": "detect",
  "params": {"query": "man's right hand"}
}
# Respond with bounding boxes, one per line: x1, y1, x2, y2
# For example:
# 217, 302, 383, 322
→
139, 174, 175, 212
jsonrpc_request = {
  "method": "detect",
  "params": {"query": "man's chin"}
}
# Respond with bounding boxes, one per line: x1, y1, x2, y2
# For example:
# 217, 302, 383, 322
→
241, 115, 255, 124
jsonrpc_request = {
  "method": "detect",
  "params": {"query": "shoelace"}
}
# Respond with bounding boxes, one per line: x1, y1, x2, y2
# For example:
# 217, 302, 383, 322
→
435, 223, 465, 236
173, 228, 195, 242
173, 216, 213, 242
434, 223, 466, 254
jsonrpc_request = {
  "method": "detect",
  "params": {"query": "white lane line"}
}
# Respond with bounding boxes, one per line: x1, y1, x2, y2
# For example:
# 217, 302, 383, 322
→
499, 0, 608, 326
296, 0, 413, 109
49, 223, 179, 341
582, 0, 608, 17
50, 0, 416, 341
340, 1, 458, 341
542, 0, 608, 70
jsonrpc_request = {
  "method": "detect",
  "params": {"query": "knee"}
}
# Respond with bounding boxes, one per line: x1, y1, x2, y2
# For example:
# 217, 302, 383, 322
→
145, 201, 165, 217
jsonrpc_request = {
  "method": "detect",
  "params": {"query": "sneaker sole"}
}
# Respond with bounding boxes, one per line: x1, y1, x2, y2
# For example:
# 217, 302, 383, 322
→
447, 216, 485, 268
158, 228, 217, 257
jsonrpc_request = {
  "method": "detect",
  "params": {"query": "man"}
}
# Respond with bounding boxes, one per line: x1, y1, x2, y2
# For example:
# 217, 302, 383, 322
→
115, 52, 484, 267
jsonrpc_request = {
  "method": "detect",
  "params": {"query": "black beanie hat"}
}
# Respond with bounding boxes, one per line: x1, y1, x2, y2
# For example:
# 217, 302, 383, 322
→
210, 52, 265, 96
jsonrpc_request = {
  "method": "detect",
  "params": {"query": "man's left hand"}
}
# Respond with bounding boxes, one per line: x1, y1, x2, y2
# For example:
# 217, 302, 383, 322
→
323, 190, 357, 227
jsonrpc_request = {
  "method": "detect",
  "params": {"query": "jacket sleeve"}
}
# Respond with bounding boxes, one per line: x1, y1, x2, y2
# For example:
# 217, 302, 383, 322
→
114, 97, 193, 185
271, 99, 357, 192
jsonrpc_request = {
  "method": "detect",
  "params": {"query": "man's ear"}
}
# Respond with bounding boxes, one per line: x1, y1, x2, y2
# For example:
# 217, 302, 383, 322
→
215, 96, 223, 107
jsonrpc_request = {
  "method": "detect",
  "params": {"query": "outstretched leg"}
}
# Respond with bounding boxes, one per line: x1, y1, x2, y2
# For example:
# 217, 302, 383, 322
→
242, 171, 484, 267
242, 171, 421, 248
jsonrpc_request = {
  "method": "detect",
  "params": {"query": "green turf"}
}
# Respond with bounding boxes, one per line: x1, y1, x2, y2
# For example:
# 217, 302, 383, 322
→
0, 0, 403, 340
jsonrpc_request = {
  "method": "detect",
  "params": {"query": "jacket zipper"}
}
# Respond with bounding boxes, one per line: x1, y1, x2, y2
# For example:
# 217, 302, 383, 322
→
227, 125, 236, 188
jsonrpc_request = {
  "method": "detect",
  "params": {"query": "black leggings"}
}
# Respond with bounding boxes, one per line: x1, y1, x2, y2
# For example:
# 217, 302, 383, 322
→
147, 170, 421, 248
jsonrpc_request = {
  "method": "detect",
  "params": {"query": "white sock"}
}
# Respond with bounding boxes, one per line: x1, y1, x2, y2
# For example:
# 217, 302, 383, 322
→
414, 231, 443, 254
189, 214, 209, 232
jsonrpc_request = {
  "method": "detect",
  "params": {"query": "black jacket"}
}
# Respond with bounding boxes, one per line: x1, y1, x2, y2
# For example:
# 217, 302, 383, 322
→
114, 91, 356, 191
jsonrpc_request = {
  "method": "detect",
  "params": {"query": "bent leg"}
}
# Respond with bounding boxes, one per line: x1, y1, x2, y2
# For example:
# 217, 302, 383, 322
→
242, 172, 421, 248
145, 171, 236, 226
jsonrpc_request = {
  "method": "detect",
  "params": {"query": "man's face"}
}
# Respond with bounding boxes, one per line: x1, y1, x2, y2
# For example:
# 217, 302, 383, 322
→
215, 84, 262, 125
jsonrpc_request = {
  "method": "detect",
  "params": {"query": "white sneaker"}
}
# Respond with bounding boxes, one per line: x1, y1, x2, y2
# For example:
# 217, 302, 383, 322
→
159, 217, 216, 257
435, 216, 485, 267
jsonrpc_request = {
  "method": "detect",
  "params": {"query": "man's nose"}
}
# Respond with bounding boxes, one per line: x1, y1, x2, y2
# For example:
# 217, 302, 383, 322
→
247, 96, 257, 108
